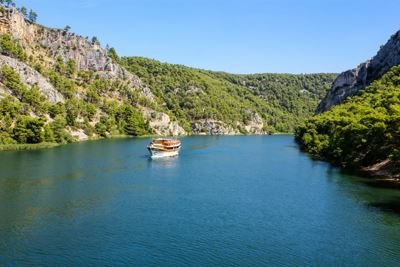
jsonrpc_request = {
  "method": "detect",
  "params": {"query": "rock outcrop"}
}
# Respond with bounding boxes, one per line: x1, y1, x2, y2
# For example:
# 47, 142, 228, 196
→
141, 107, 186, 136
0, 7, 155, 102
317, 30, 400, 113
192, 120, 240, 135
0, 55, 64, 103
243, 109, 266, 135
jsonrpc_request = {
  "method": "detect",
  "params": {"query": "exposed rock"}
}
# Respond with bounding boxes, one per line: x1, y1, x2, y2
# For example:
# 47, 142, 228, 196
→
67, 127, 88, 141
363, 159, 400, 178
317, 30, 400, 113
192, 119, 240, 135
185, 85, 205, 95
0, 85, 9, 98
141, 107, 186, 136
0, 54, 64, 103
0, 8, 155, 102
243, 109, 266, 135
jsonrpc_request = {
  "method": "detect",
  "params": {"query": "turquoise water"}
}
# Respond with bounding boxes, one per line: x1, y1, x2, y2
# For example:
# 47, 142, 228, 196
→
1, 135, 400, 266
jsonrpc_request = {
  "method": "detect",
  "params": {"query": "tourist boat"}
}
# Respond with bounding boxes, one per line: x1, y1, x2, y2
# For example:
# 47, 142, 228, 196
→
147, 138, 181, 159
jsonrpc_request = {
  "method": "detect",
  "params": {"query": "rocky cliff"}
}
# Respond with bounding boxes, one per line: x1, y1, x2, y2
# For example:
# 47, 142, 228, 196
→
0, 7, 185, 137
317, 30, 400, 113
0, 7, 272, 137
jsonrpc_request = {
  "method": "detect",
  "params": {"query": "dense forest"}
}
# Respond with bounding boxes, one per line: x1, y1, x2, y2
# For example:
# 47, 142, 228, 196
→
121, 57, 336, 133
214, 72, 336, 130
295, 66, 400, 169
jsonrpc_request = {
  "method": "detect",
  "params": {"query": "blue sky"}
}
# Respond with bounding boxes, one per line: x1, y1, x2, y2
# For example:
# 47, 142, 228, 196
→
16, 0, 400, 74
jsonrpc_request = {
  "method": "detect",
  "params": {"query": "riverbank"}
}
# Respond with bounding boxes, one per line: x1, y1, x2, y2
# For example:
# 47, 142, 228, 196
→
361, 159, 400, 183
0, 142, 60, 151
298, 145, 400, 186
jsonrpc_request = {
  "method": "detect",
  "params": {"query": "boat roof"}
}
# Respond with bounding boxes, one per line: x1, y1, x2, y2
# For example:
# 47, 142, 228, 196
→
153, 137, 178, 141
152, 138, 180, 141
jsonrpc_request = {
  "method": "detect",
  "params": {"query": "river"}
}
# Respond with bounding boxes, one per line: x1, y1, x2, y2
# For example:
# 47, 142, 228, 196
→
0, 135, 400, 266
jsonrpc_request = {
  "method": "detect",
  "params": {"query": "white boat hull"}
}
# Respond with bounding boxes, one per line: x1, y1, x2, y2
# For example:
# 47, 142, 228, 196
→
150, 150, 180, 159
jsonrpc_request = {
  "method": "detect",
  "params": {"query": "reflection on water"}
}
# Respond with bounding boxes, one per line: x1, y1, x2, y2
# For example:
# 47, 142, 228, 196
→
148, 156, 179, 169
368, 198, 400, 216
306, 152, 400, 217
0, 136, 400, 266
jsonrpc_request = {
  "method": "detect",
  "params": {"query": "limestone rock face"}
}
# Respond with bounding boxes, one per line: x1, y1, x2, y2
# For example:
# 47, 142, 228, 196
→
0, 8, 155, 102
0, 54, 64, 103
243, 109, 266, 135
0, 84, 9, 98
141, 107, 186, 136
67, 127, 88, 141
317, 30, 400, 113
192, 120, 240, 135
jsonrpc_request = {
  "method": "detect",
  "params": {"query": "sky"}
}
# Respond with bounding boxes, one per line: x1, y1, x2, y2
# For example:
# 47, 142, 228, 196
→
15, 0, 400, 74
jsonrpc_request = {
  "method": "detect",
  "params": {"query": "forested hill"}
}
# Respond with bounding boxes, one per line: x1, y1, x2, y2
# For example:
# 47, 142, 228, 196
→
317, 30, 400, 113
0, 3, 336, 149
295, 29, 400, 178
295, 66, 400, 176
121, 57, 336, 133
213, 72, 337, 130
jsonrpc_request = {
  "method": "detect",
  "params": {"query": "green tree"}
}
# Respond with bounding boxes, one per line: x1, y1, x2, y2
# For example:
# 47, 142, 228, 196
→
65, 98, 80, 126
43, 124, 55, 143
91, 36, 99, 45
108, 47, 119, 62
51, 115, 72, 143
13, 115, 45, 144
95, 121, 107, 137
0, 34, 27, 61
4, 0, 15, 8
66, 59, 77, 77
28, 10, 38, 23
19, 6, 28, 17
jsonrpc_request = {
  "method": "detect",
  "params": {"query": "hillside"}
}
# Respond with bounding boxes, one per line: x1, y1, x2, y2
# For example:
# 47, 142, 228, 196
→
296, 29, 400, 178
296, 66, 400, 176
0, 4, 336, 148
317, 30, 400, 113
213, 72, 336, 130
121, 57, 336, 133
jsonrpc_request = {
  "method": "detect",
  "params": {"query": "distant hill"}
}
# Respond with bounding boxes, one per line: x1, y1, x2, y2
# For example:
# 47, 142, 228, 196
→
121, 57, 336, 134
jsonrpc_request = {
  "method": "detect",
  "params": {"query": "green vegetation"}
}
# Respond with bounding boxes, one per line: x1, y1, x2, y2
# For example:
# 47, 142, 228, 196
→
1, 0, 16, 8
28, 9, 37, 22
295, 65, 400, 168
0, 142, 58, 151
0, 34, 27, 61
0, 57, 150, 147
0, 1, 38, 22
121, 57, 336, 133
215, 72, 336, 131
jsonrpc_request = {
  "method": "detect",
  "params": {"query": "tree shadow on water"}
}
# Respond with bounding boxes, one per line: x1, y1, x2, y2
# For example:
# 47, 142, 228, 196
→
367, 197, 400, 216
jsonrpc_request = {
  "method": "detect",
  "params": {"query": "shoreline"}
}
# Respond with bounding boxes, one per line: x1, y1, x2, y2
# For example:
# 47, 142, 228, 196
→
0, 132, 290, 152
298, 146, 400, 186
0, 142, 60, 151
